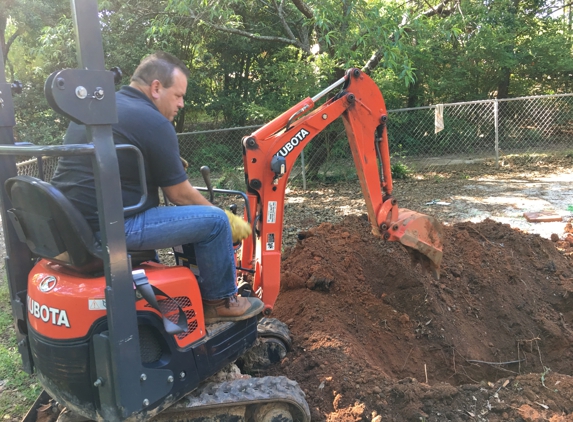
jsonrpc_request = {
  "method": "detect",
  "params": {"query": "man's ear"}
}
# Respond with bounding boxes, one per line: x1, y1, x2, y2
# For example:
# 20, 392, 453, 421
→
149, 79, 161, 99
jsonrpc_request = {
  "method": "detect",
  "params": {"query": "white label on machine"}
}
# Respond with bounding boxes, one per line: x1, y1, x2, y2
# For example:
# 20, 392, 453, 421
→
267, 201, 277, 223
266, 233, 275, 251
88, 299, 107, 311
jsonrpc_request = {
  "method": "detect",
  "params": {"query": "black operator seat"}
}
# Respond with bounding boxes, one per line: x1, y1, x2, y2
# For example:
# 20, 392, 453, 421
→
4, 175, 156, 274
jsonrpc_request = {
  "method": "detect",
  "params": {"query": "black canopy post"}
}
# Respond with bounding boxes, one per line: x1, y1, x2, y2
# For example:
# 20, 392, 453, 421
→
68, 2, 143, 416
36, 0, 173, 418
0, 40, 35, 374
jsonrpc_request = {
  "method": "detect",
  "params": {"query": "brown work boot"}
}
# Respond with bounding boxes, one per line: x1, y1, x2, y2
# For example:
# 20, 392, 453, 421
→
203, 294, 264, 324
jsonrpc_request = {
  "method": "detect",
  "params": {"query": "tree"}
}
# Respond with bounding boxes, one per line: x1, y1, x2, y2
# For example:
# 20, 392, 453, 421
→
4, 0, 573, 147
164, 0, 426, 84
1, 0, 68, 73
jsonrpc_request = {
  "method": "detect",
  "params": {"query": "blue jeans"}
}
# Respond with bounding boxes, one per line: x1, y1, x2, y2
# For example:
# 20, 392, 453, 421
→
124, 205, 237, 301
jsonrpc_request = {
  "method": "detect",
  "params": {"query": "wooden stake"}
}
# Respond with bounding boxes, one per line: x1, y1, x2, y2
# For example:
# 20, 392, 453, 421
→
424, 364, 428, 384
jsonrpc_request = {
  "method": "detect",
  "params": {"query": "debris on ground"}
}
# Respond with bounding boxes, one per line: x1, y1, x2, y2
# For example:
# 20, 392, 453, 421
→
523, 211, 563, 223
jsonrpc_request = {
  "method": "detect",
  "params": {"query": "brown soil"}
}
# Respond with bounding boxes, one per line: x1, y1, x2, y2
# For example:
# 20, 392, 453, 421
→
261, 215, 573, 421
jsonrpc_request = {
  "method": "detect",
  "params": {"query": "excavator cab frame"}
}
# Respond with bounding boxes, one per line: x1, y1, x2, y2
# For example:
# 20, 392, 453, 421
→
0, 1, 184, 419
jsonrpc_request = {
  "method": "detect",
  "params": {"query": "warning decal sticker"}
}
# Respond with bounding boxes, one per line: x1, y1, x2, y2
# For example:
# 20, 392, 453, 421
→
89, 299, 107, 311
267, 201, 277, 223
266, 233, 275, 251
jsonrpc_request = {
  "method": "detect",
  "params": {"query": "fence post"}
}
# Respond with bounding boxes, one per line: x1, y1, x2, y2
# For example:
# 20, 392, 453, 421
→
301, 149, 307, 191
494, 99, 499, 169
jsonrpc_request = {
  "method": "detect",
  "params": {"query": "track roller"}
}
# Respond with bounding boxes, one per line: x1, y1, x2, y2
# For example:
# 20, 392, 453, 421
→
251, 403, 294, 422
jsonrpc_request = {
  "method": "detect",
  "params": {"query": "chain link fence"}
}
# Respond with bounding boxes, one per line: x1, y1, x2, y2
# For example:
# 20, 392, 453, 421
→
16, 156, 59, 181
177, 120, 353, 189
177, 93, 573, 187
17, 93, 573, 186
177, 125, 260, 190
388, 93, 573, 171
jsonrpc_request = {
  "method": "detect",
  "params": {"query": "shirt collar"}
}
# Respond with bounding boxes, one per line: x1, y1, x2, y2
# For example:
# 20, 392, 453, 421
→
119, 86, 158, 110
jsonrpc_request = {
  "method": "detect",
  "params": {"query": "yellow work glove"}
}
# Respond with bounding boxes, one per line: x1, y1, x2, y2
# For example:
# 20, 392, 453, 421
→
225, 210, 252, 243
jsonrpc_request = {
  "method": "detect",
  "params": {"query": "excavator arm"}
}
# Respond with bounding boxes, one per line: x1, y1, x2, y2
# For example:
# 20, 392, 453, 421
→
241, 68, 443, 315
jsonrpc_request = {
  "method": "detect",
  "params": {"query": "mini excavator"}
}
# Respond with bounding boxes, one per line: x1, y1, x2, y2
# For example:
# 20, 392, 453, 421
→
0, 1, 443, 421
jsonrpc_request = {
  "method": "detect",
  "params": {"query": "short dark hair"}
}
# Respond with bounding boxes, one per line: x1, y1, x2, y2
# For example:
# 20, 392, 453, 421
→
131, 51, 190, 88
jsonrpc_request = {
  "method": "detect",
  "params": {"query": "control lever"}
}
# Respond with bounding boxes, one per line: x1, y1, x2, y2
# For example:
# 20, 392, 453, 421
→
229, 204, 238, 215
11, 81, 23, 95
110, 67, 122, 84
200, 166, 215, 204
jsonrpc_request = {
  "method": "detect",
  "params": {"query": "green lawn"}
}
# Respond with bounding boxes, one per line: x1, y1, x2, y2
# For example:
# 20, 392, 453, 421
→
0, 276, 41, 420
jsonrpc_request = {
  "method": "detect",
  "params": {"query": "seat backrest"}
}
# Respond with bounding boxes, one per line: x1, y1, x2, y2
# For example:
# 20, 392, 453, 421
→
5, 175, 103, 270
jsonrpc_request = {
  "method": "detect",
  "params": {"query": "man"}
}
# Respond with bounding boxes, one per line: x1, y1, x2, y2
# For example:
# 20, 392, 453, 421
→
51, 51, 263, 323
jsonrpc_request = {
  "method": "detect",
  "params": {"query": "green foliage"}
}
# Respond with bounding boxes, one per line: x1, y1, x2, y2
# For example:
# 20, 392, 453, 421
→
3, 0, 573, 146
4, 1, 74, 144
0, 280, 41, 419
541, 366, 551, 387
193, 142, 240, 171
391, 162, 411, 179
214, 169, 245, 191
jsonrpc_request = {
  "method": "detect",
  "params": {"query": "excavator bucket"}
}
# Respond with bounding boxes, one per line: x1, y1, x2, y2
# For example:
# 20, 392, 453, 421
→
389, 208, 444, 279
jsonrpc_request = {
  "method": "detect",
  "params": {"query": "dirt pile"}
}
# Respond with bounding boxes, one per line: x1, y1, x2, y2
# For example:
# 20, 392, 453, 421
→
261, 216, 573, 421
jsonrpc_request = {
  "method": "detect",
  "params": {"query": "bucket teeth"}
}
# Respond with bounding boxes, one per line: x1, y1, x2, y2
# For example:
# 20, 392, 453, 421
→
407, 249, 441, 280
389, 208, 444, 278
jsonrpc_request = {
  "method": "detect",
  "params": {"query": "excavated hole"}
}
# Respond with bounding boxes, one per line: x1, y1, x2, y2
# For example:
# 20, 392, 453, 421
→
261, 215, 573, 421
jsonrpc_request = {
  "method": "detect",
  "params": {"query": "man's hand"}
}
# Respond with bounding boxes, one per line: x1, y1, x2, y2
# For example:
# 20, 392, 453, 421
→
225, 210, 251, 243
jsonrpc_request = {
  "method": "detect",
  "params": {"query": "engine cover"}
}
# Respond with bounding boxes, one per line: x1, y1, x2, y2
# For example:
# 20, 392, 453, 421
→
27, 260, 206, 346
26, 259, 259, 420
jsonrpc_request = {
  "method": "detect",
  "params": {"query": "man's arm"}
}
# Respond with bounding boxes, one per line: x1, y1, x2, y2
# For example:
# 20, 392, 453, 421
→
162, 180, 212, 206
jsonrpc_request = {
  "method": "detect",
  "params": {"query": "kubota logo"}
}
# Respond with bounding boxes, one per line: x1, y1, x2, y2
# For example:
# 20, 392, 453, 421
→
27, 296, 71, 328
275, 128, 310, 158
38, 276, 57, 292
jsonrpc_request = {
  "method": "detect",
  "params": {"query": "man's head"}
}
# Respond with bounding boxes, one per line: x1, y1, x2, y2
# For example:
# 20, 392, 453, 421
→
130, 51, 190, 121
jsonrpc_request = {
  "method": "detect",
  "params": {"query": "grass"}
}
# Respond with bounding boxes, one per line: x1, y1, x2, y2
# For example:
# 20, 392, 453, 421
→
0, 275, 41, 420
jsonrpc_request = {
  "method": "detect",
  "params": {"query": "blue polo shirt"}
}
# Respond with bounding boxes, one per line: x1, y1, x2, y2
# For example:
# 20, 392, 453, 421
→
51, 86, 188, 231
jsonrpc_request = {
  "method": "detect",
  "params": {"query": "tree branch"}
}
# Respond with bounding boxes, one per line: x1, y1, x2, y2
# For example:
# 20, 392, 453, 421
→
274, 0, 310, 52
206, 21, 309, 52
542, 2, 573, 18
1, 18, 22, 63
177, 4, 311, 54
5, 28, 22, 56
290, 0, 313, 19
362, 0, 457, 74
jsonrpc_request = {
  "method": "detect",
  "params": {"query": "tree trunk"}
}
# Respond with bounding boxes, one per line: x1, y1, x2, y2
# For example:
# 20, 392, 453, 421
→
1, 14, 7, 62
497, 67, 510, 99
407, 74, 422, 108
0, 13, 22, 65
175, 108, 186, 133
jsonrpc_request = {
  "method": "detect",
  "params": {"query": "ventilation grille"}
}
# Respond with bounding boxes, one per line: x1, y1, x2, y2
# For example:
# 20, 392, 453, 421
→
145, 296, 198, 339
139, 325, 163, 363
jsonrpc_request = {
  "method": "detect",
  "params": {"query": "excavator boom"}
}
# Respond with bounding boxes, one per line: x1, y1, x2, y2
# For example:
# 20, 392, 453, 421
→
240, 69, 443, 314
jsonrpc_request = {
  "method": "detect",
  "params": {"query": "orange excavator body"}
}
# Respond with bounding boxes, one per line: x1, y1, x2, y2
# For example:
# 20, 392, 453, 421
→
239, 69, 443, 315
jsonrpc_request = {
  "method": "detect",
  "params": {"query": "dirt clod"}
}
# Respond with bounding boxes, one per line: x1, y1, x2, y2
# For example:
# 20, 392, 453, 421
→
261, 216, 573, 421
